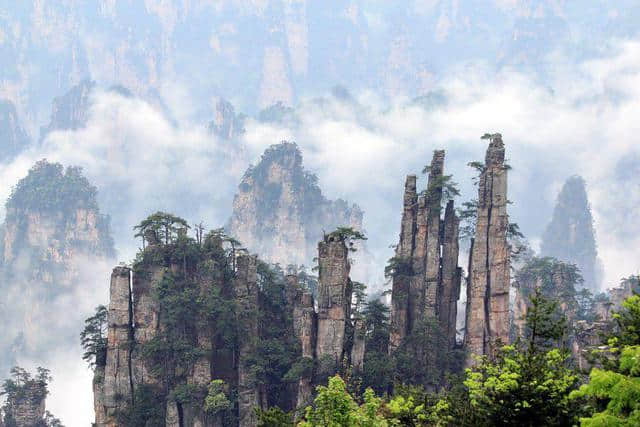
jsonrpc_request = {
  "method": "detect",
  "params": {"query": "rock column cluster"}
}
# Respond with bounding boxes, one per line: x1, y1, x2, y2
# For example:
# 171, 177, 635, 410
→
389, 151, 461, 353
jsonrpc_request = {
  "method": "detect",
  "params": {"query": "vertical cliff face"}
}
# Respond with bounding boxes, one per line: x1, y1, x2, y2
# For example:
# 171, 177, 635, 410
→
40, 79, 95, 139
98, 267, 133, 427
0, 99, 30, 161
465, 135, 510, 366
541, 176, 600, 291
388, 175, 417, 352
95, 215, 314, 426
0, 160, 115, 374
229, 142, 363, 266
389, 151, 461, 356
315, 234, 352, 365
234, 255, 261, 427
438, 200, 462, 349
291, 277, 316, 409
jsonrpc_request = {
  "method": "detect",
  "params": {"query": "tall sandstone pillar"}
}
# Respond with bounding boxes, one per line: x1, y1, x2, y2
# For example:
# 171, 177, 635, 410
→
315, 234, 352, 365
389, 175, 417, 351
424, 150, 445, 318
291, 277, 317, 409
234, 255, 261, 427
438, 200, 461, 349
465, 134, 510, 367
100, 266, 133, 427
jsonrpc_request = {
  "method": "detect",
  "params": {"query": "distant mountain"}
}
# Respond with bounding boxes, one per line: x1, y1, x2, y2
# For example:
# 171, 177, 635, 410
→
0, 160, 115, 374
229, 141, 363, 266
541, 175, 601, 291
1, 1, 638, 128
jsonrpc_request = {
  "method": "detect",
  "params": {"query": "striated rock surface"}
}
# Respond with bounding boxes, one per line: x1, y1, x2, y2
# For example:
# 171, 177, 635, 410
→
234, 255, 262, 427
438, 200, 462, 349
315, 234, 352, 364
541, 176, 601, 291
389, 151, 461, 355
388, 175, 417, 351
229, 142, 363, 266
465, 135, 510, 366
291, 278, 316, 409
100, 267, 133, 427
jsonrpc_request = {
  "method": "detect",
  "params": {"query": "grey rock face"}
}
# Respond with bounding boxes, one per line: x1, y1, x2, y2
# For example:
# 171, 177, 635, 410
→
315, 235, 352, 364
465, 135, 510, 367
234, 255, 262, 427
389, 151, 461, 355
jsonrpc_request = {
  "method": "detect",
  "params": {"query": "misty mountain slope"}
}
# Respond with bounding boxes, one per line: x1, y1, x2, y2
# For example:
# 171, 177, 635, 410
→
2, 0, 639, 132
541, 175, 601, 291
0, 99, 30, 162
0, 160, 115, 375
229, 141, 363, 267
40, 79, 95, 140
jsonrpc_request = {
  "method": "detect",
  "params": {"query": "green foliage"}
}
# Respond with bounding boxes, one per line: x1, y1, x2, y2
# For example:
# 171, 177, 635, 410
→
515, 257, 583, 306
1, 366, 51, 403
204, 380, 232, 415
360, 299, 392, 395
393, 317, 462, 390
134, 211, 190, 246
429, 292, 583, 426
384, 256, 413, 280
6, 159, 98, 216
298, 376, 387, 427
80, 305, 108, 370
571, 345, 640, 426
116, 384, 165, 426
256, 407, 294, 426
247, 262, 301, 409
611, 295, 640, 349
420, 174, 460, 210
326, 227, 367, 252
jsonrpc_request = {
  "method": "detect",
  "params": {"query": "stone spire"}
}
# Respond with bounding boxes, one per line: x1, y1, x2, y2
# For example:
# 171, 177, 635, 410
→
234, 255, 262, 427
465, 134, 510, 367
99, 266, 133, 427
315, 234, 352, 365
389, 175, 417, 351
291, 275, 317, 409
424, 150, 445, 318
438, 200, 462, 349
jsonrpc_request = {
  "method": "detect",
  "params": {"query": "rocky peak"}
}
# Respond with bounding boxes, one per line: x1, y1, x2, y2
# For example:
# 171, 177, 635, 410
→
229, 141, 363, 266
541, 175, 600, 291
208, 98, 246, 140
0, 99, 30, 162
40, 79, 95, 140
0, 159, 114, 374
465, 135, 510, 366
